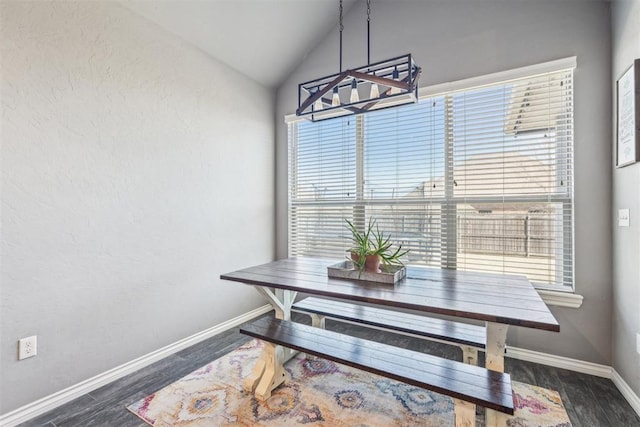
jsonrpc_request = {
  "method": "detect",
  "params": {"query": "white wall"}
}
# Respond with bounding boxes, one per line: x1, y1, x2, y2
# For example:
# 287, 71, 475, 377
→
612, 0, 640, 399
0, 1, 274, 414
276, 0, 612, 364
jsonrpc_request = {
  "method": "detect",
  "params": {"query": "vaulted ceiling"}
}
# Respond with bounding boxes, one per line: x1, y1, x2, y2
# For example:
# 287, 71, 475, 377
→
121, 0, 358, 88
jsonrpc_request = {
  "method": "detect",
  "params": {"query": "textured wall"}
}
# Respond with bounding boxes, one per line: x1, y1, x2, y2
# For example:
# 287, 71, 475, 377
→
0, 1, 274, 413
276, 0, 612, 364
612, 0, 640, 399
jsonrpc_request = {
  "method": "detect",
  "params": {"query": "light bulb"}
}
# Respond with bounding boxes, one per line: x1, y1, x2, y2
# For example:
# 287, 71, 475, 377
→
332, 87, 340, 106
350, 79, 359, 103
370, 82, 380, 99
389, 67, 401, 95
313, 90, 323, 111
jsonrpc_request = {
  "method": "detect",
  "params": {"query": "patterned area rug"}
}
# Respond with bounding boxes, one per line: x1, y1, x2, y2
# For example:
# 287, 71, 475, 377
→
127, 339, 571, 426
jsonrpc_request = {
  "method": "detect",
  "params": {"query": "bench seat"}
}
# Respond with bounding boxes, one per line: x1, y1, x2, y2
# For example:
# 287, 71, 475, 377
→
240, 316, 514, 417
293, 297, 486, 364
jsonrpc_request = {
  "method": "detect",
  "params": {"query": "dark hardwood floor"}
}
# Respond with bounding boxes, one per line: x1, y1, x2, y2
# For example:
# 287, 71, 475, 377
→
18, 313, 640, 427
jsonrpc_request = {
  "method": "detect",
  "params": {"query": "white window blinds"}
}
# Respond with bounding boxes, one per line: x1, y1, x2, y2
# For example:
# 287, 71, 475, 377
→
288, 117, 356, 258
288, 64, 574, 290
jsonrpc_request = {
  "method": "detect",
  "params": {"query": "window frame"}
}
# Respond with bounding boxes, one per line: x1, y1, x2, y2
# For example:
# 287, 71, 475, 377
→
286, 57, 578, 297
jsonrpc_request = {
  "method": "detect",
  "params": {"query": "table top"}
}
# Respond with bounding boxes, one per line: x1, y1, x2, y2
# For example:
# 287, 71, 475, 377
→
221, 257, 560, 332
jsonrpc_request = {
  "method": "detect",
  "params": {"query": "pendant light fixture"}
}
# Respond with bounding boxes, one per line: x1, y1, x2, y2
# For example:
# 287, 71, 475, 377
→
350, 79, 360, 103
332, 87, 341, 106
297, 0, 421, 121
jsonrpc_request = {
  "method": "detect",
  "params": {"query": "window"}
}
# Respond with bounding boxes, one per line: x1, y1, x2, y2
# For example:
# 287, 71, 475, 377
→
288, 61, 574, 290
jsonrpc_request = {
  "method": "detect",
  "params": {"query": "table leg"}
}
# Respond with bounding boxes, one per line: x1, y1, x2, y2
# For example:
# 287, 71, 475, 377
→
485, 322, 508, 372
246, 286, 298, 400
255, 287, 297, 320
485, 322, 510, 427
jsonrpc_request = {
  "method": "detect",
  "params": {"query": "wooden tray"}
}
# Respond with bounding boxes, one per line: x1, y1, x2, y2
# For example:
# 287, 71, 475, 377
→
327, 261, 406, 284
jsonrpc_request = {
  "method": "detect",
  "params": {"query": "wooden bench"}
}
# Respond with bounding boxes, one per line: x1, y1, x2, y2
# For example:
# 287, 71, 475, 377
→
293, 297, 486, 365
240, 316, 513, 426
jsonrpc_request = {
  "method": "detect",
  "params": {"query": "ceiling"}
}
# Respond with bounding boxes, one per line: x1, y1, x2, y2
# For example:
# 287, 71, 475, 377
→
121, 0, 358, 88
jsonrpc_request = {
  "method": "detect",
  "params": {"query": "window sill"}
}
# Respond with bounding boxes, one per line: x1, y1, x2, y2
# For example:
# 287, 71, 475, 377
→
537, 289, 583, 308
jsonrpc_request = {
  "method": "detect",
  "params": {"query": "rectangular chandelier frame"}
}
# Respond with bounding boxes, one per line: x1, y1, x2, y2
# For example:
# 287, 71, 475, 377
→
296, 54, 421, 121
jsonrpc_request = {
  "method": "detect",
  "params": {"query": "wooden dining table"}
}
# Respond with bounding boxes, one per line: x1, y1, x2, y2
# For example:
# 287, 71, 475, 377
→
221, 257, 560, 423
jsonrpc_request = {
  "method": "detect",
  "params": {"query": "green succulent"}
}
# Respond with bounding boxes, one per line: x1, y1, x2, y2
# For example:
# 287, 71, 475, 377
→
345, 218, 409, 272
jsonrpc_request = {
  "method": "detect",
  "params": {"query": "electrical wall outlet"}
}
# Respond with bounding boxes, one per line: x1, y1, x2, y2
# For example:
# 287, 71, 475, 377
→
618, 209, 630, 227
18, 336, 37, 360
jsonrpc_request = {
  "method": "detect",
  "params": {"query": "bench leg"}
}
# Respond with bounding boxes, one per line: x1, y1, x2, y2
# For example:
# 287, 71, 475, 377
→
453, 399, 475, 427
485, 409, 509, 427
459, 346, 478, 416
247, 342, 287, 401
243, 355, 266, 394
246, 287, 297, 400
310, 313, 326, 328
305, 314, 326, 361
485, 322, 510, 427
461, 346, 478, 366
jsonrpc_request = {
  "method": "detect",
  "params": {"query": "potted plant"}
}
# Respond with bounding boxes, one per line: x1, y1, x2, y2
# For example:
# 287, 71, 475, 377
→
345, 218, 409, 273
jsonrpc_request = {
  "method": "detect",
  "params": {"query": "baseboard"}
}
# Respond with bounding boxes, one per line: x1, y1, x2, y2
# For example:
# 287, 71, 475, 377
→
3, 312, 638, 426
0, 304, 273, 427
612, 369, 640, 417
506, 345, 613, 378
507, 346, 640, 417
